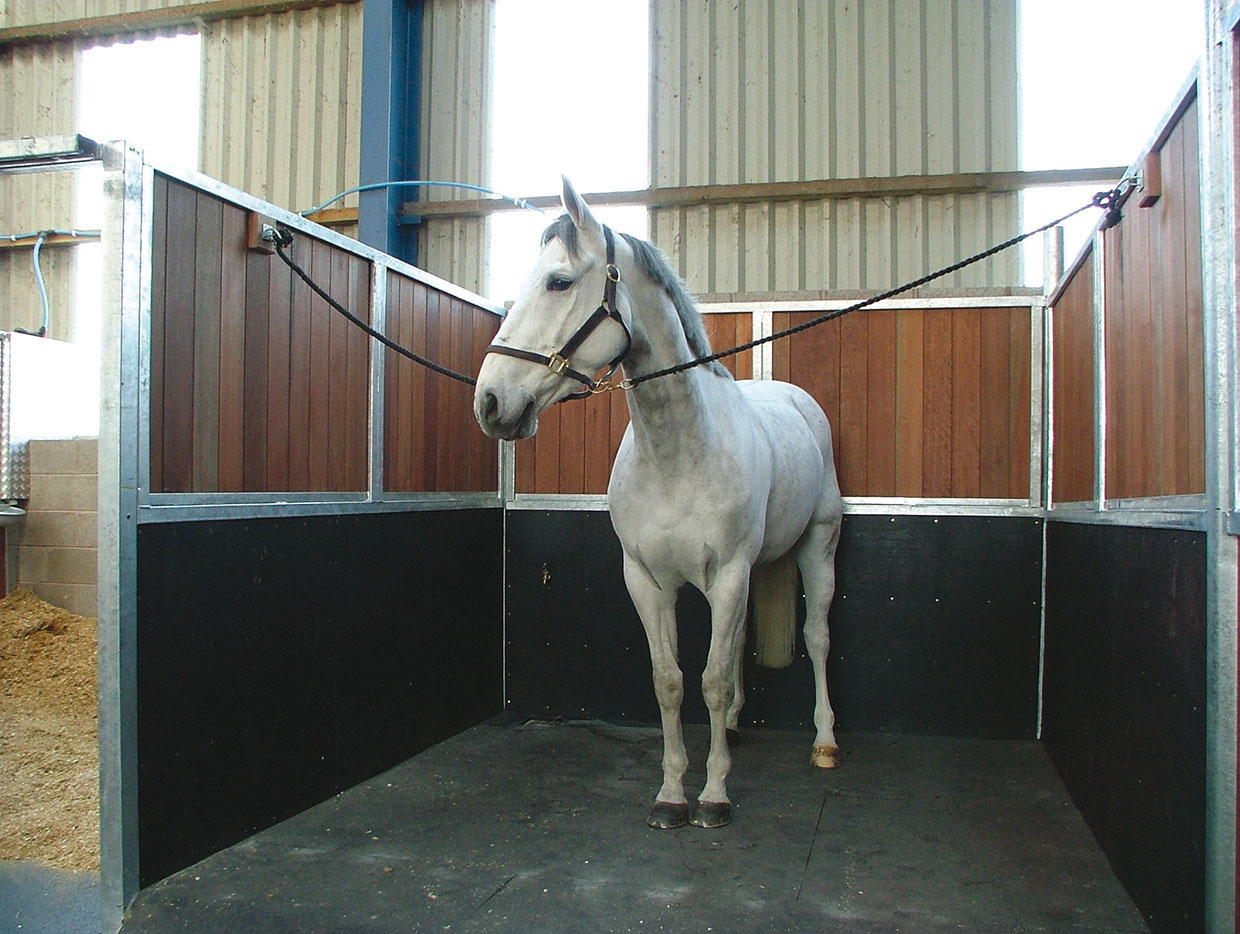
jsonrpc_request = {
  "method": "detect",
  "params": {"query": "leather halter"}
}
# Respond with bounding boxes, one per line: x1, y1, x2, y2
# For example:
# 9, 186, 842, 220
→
485, 226, 632, 400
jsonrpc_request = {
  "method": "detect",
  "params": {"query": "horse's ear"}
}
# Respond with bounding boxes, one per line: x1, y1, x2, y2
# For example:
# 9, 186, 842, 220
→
561, 175, 605, 249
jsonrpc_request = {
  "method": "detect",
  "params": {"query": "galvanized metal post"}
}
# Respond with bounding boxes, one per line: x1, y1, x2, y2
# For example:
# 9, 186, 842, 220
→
97, 141, 151, 934
1200, 2, 1239, 928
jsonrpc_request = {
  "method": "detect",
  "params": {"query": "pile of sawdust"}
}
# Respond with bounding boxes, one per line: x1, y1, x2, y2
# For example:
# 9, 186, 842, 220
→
0, 587, 99, 871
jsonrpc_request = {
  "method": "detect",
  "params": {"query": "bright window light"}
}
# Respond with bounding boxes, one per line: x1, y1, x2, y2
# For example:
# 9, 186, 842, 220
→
488, 0, 649, 303
73, 32, 201, 350
1020, 2, 1203, 285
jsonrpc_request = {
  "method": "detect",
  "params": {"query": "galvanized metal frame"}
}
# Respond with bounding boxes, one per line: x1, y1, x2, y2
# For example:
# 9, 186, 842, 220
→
126, 160, 505, 525
97, 141, 150, 934
1201, 2, 1239, 927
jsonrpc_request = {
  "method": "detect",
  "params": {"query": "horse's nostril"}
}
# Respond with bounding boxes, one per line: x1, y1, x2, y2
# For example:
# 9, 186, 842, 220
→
482, 390, 499, 420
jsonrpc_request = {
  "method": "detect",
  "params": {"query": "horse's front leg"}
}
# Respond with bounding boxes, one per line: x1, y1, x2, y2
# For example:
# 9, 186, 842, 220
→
623, 553, 690, 829
694, 562, 751, 828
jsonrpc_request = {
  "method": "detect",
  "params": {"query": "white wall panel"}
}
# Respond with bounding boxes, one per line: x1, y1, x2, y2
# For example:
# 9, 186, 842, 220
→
650, 0, 1021, 297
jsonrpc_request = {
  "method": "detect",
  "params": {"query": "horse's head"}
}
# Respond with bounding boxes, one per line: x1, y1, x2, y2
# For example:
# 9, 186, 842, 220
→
474, 177, 633, 441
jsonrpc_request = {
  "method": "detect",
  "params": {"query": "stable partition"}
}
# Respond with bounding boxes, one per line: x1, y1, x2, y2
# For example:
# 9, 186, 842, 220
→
97, 149, 505, 930
1044, 73, 1215, 933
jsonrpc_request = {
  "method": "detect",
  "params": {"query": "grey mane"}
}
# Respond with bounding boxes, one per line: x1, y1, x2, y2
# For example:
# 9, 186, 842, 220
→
542, 215, 730, 379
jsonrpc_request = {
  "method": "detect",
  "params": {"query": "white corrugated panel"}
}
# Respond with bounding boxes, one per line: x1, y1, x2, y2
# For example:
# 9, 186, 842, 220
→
199, 3, 363, 239
651, 0, 1020, 296
0, 38, 81, 339
416, 0, 493, 296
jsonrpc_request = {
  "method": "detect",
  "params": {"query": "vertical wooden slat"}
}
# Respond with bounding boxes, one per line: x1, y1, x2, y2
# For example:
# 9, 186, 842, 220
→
894, 309, 925, 496
1051, 261, 1095, 503
217, 203, 248, 492
307, 240, 332, 490
950, 308, 981, 497
559, 382, 585, 494
191, 192, 223, 493
325, 245, 350, 490
1180, 100, 1205, 493
161, 180, 198, 493
583, 394, 612, 494
242, 250, 270, 491
408, 281, 430, 490
533, 402, 561, 494
265, 250, 292, 491
1007, 307, 1032, 500
422, 290, 442, 491
978, 308, 1012, 498
149, 174, 169, 492
837, 314, 868, 494
865, 310, 897, 495
287, 238, 313, 490
921, 309, 953, 497
1160, 124, 1190, 493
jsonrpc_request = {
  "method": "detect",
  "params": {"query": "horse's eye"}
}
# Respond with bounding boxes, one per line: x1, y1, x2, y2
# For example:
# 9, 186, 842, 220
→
546, 276, 573, 292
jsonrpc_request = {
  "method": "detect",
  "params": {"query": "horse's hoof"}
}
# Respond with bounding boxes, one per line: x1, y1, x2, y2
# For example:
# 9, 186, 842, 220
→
811, 744, 840, 769
690, 800, 731, 829
646, 801, 690, 829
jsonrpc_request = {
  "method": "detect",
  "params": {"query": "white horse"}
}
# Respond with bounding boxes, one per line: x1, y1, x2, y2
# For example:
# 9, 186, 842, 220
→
474, 179, 843, 829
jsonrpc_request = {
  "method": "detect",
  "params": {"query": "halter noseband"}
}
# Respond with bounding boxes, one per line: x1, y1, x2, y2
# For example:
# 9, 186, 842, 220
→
485, 226, 632, 399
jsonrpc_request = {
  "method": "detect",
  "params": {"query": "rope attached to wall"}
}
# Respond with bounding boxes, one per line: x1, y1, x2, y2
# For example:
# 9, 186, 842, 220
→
271, 227, 479, 387
274, 180, 1134, 396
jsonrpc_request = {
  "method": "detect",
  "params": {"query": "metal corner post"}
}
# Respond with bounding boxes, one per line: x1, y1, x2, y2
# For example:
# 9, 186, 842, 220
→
97, 142, 150, 933
359, 0, 423, 265
1201, 2, 1239, 929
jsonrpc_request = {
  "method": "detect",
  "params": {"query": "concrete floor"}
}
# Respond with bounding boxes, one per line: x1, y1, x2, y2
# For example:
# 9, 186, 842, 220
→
0, 859, 100, 934
121, 718, 1147, 933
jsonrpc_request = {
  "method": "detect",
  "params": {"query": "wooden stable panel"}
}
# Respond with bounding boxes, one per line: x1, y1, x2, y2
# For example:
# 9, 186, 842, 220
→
383, 270, 500, 492
1102, 96, 1206, 499
513, 312, 753, 495
151, 174, 371, 493
772, 307, 1032, 499
1051, 253, 1097, 503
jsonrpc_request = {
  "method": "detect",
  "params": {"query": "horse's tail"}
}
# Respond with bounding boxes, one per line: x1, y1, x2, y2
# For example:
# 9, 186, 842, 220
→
751, 551, 799, 669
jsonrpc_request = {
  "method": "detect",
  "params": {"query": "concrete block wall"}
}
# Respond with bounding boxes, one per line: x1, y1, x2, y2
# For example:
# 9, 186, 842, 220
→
18, 438, 98, 618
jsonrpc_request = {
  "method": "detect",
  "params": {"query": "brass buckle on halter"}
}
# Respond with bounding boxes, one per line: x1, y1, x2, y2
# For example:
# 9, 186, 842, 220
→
547, 353, 570, 375
589, 377, 633, 395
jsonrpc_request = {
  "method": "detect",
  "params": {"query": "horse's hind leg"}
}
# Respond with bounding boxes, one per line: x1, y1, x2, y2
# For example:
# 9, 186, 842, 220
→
797, 514, 842, 768
623, 553, 690, 829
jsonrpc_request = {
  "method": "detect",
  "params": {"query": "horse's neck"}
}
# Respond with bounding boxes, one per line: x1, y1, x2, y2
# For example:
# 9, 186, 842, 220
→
621, 287, 718, 460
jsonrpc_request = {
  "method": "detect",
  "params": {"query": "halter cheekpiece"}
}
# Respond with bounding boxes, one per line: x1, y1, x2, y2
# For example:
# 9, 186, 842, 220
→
485, 225, 633, 399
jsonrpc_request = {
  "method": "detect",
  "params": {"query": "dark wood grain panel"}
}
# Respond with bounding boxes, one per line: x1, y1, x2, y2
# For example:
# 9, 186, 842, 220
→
1051, 258, 1096, 503
217, 202, 248, 493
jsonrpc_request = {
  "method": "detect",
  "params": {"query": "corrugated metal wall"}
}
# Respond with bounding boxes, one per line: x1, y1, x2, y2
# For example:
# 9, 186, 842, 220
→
650, 0, 1020, 296
0, 38, 81, 338
0, 0, 190, 29
415, 0, 493, 296
199, 2, 363, 240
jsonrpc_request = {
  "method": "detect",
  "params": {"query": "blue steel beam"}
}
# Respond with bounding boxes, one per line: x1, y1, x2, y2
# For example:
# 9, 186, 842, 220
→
359, 0, 422, 264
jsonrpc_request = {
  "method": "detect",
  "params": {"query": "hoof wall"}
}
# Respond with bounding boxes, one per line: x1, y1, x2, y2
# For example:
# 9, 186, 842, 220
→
690, 800, 731, 829
811, 744, 840, 769
647, 801, 689, 829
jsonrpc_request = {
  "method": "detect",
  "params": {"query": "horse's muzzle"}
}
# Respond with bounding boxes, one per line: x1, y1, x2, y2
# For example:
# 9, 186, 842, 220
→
474, 384, 538, 441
